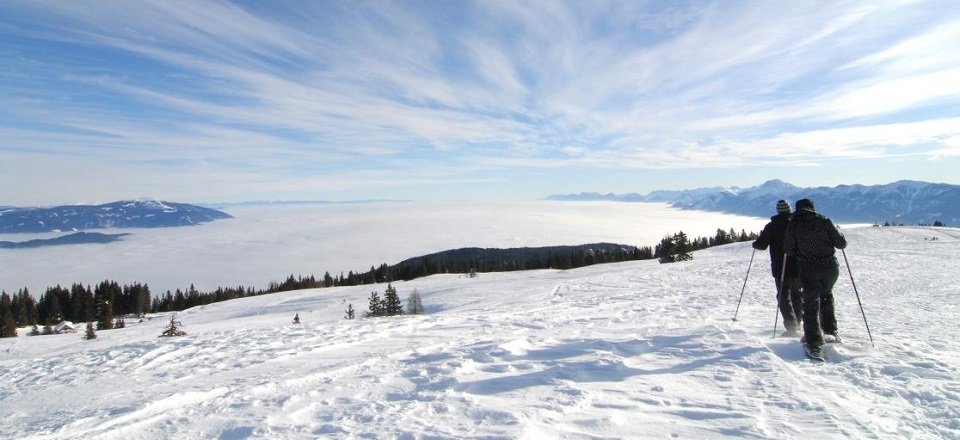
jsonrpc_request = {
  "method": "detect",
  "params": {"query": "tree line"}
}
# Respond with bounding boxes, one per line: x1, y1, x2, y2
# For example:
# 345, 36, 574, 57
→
360, 243, 654, 283
655, 228, 758, 264
1, 227, 756, 337
1, 281, 148, 336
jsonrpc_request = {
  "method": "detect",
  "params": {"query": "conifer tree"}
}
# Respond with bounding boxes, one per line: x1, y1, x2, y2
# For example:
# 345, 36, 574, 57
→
365, 291, 384, 318
97, 299, 114, 330
12, 288, 39, 327
344, 303, 355, 320
173, 289, 187, 311
84, 322, 97, 340
657, 231, 693, 263
72, 284, 95, 323
673, 231, 693, 261
0, 293, 16, 338
132, 283, 151, 317
383, 284, 403, 316
656, 235, 676, 263
39, 287, 64, 325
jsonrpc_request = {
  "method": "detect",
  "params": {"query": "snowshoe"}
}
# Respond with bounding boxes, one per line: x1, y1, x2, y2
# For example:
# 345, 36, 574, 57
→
804, 344, 825, 362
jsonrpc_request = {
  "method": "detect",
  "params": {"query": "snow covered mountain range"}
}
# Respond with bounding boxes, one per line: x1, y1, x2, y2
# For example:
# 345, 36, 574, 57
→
0, 200, 232, 233
548, 180, 960, 225
2, 225, 956, 438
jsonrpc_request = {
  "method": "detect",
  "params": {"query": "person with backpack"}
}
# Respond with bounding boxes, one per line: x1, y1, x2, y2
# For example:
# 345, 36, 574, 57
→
752, 200, 802, 336
783, 198, 847, 361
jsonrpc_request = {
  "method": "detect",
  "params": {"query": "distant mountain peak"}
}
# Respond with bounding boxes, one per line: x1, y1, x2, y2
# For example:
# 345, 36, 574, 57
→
756, 179, 797, 189
116, 199, 178, 212
740, 179, 802, 198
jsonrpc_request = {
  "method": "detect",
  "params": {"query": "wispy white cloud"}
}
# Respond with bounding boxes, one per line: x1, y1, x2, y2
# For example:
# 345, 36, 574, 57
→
842, 21, 960, 75
1, 0, 959, 204
815, 68, 960, 120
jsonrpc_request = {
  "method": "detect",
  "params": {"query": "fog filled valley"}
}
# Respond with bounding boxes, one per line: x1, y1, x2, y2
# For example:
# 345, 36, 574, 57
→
0, 201, 769, 296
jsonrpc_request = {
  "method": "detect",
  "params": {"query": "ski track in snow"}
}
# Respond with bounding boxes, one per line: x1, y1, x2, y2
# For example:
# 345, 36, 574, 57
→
1, 227, 958, 439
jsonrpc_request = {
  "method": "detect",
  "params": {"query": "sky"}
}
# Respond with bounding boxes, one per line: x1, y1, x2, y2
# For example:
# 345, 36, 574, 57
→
2, 0, 959, 206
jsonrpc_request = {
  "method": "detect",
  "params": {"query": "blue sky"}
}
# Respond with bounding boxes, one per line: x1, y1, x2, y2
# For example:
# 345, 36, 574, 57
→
2, 1, 959, 205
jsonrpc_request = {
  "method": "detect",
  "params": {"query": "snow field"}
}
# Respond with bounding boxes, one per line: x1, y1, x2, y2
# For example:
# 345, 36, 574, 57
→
1, 226, 958, 439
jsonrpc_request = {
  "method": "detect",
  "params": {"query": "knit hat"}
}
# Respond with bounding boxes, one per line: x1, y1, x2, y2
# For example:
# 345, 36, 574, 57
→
776, 200, 791, 214
795, 198, 815, 211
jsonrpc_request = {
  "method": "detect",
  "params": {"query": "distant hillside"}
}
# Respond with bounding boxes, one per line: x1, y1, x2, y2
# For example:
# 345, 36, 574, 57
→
548, 180, 959, 225
0, 232, 130, 248
399, 243, 647, 276
346, 243, 653, 284
0, 200, 232, 233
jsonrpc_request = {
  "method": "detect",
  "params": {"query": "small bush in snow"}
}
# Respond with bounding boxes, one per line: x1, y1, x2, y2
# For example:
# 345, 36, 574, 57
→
159, 315, 187, 337
344, 304, 355, 320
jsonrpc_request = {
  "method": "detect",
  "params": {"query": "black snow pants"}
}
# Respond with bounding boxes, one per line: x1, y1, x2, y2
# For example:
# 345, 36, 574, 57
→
775, 276, 803, 331
799, 262, 839, 347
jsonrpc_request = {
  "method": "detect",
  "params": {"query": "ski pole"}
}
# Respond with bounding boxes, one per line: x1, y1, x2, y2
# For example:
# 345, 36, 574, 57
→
841, 249, 875, 347
772, 254, 787, 338
732, 248, 756, 322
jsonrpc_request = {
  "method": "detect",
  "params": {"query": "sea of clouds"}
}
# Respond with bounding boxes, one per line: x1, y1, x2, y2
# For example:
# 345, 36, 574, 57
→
0, 201, 768, 295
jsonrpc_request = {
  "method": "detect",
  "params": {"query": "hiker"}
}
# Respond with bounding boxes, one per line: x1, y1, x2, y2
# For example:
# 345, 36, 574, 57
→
783, 198, 847, 360
752, 200, 802, 336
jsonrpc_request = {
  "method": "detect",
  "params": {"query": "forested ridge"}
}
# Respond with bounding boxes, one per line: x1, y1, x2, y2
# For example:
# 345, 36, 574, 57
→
1, 227, 755, 336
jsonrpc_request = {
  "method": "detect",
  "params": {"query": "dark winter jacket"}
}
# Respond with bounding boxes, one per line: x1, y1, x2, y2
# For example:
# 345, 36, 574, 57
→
752, 213, 798, 278
783, 208, 847, 267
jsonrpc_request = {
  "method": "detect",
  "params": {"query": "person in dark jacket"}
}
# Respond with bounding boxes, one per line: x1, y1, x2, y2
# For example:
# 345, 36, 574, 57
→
783, 198, 847, 359
752, 200, 802, 335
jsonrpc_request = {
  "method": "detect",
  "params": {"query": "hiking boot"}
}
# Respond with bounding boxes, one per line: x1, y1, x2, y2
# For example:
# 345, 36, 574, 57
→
824, 331, 842, 344
800, 334, 825, 346
804, 343, 825, 362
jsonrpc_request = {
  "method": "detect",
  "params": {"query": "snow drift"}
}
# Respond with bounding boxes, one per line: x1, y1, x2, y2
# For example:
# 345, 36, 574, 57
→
1, 226, 957, 439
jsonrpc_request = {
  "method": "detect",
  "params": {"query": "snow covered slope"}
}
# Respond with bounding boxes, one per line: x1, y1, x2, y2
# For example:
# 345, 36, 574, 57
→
1, 226, 957, 439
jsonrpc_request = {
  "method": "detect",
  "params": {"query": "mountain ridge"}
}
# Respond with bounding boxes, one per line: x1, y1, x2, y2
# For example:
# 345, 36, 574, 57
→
547, 180, 958, 224
0, 232, 130, 248
0, 200, 232, 233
